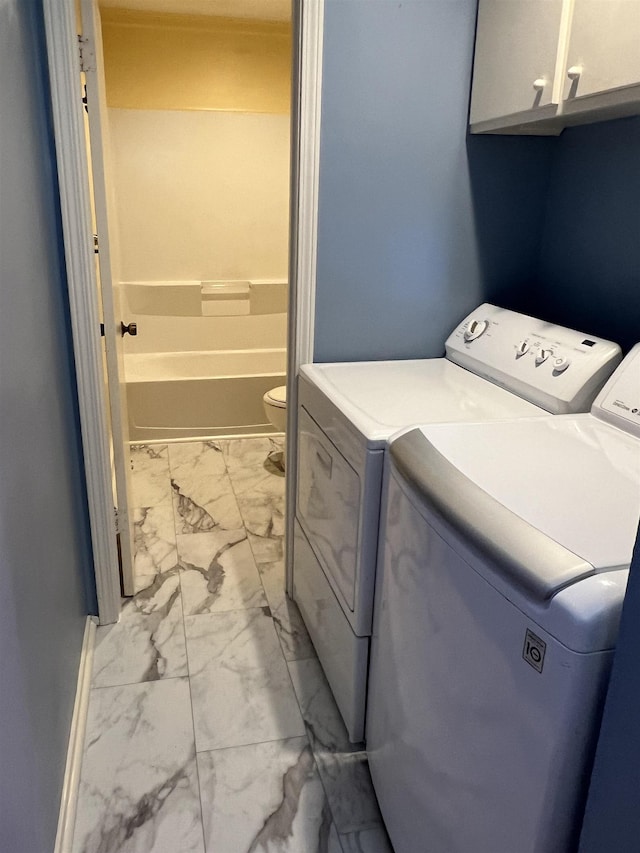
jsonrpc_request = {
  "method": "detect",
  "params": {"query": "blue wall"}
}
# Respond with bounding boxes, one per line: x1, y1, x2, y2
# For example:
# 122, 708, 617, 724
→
313, 5, 639, 364
0, 2, 96, 851
579, 523, 640, 853
537, 116, 640, 353
313, 0, 556, 363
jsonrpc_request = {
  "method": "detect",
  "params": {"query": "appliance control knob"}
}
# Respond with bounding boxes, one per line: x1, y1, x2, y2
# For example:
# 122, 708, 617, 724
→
516, 340, 529, 357
463, 319, 489, 342
535, 348, 552, 365
553, 356, 571, 372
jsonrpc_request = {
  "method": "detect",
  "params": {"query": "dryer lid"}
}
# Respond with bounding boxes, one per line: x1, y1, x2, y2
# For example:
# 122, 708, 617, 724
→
299, 359, 545, 447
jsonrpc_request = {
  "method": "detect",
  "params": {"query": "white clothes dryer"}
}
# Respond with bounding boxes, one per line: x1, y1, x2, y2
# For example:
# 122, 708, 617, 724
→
367, 345, 640, 853
294, 304, 621, 741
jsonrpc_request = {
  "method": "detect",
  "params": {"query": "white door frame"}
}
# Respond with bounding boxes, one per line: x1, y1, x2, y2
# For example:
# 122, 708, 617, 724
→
43, 0, 120, 625
285, 0, 324, 594
43, 0, 324, 620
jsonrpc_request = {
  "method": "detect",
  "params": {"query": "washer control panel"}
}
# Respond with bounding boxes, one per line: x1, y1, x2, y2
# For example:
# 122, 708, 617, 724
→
463, 319, 489, 342
446, 303, 622, 414
593, 343, 640, 437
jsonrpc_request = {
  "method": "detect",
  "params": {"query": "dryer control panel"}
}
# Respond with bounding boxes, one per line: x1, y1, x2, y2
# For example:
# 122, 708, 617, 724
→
593, 343, 640, 438
445, 303, 622, 414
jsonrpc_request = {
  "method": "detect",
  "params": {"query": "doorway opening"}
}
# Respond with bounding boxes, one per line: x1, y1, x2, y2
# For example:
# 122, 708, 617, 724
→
98, 6, 292, 445
43, 0, 323, 624
86, 3, 293, 599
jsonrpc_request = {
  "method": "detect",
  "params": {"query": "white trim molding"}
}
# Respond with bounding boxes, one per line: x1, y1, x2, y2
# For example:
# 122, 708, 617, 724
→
43, 0, 120, 624
285, 0, 324, 593
293, 0, 324, 368
54, 617, 97, 853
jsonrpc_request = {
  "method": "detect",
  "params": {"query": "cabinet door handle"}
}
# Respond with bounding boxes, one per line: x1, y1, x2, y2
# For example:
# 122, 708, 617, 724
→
567, 65, 583, 80
533, 78, 546, 91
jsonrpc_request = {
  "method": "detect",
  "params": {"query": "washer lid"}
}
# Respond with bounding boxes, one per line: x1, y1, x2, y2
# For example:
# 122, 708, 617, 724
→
299, 359, 545, 445
416, 415, 640, 575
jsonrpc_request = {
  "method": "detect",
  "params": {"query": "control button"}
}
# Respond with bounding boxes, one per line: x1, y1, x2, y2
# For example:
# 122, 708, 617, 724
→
463, 319, 489, 342
553, 356, 571, 372
535, 348, 552, 366
516, 340, 529, 357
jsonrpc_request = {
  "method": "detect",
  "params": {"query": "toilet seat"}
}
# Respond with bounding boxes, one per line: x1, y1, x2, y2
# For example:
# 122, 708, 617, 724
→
264, 386, 287, 408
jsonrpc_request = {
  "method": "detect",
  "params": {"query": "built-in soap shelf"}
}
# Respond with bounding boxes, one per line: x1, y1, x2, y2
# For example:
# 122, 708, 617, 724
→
201, 281, 250, 316
124, 279, 287, 317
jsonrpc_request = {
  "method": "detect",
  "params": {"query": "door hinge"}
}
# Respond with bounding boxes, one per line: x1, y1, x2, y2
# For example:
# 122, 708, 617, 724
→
94, 233, 99, 253
113, 507, 120, 534
78, 35, 96, 73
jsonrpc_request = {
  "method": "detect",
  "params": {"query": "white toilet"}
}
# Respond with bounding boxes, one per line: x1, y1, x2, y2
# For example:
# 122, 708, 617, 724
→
263, 385, 287, 433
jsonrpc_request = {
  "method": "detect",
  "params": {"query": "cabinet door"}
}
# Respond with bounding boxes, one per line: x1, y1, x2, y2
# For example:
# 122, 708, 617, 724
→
470, 0, 564, 126
564, 0, 640, 100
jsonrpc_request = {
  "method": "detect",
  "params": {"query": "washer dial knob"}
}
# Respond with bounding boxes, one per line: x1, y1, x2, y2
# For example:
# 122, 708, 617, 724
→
516, 340, 529, 357
553, 356, 571, 372
464, 319, 489, 342
536, 348, 553, 365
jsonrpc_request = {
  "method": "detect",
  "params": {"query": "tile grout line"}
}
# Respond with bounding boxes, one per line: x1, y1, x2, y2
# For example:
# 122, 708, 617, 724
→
222, 439, 276, 604
213, 439, 270, 612
218, 440, 342, 831
189, 440, 313, 762
194, 732, 310, 757
170, 437, 292, 851
89, 673, 189, 692
276, 627, 345, 834
167, 440, 209, 853
222, 439, 301, 671
129, 443, 174, 597
222, 438, 257, 549
224, 436, 285, 552
282, 655, 340, 828
186, 663, 208, 853
165, 441, 183, 573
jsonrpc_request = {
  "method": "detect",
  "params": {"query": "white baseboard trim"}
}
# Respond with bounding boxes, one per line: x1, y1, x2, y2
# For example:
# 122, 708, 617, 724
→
54, 616, 97, 853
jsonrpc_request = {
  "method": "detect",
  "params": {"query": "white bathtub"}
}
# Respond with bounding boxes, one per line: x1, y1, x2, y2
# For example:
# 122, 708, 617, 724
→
125, 348, 286, 442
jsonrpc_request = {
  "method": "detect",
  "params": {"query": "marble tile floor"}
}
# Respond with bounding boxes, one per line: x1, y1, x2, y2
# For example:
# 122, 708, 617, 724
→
72, 436, 393, 853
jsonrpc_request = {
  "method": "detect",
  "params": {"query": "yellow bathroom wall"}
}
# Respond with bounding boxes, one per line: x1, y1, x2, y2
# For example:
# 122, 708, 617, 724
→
109, 108, 290, 281
101, 9, 291, 114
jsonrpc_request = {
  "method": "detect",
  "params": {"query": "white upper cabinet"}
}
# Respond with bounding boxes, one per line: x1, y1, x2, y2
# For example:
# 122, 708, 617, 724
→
470, 0, 640, 134
470, 0, 565, 127
564, 1, 640, 100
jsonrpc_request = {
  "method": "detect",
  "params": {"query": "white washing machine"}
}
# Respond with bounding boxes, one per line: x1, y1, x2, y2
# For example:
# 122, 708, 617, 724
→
293, 303, 621, 741
367, 345, 640, 853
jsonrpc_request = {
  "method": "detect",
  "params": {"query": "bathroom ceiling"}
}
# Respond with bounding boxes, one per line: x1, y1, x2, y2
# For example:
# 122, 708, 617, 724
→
98, 0, 291, 22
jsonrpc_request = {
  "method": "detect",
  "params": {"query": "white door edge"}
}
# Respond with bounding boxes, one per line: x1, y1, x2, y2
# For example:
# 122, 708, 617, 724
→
43, 0, 120, 626
81, 0, 136, 597
285, 0, 324, 595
